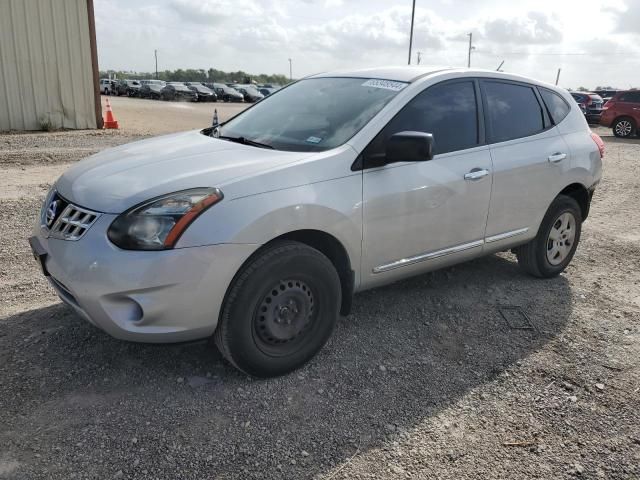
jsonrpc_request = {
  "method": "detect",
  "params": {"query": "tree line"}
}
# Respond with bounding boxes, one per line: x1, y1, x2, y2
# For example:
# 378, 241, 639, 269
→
99, 68, 290, 85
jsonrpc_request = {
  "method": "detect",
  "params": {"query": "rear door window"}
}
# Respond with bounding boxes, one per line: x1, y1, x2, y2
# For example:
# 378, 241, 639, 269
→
539, 88, 571, 125
483, 81, 546, 143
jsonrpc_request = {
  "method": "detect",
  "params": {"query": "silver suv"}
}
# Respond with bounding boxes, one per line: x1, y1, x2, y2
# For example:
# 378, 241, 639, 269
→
30, 67, 603, 377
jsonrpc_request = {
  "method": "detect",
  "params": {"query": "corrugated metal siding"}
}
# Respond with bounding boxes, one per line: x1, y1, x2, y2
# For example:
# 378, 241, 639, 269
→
0, 0, 97, 130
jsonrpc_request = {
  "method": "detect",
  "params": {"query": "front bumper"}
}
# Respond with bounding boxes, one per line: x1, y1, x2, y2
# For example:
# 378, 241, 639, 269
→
31, 215, 258, 343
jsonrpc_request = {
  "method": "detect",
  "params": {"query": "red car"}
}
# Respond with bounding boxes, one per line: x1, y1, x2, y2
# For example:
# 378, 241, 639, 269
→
599, 90, 640, 138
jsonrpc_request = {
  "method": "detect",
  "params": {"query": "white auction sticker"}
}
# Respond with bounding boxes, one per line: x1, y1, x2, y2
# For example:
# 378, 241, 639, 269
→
361, 79, 407, 91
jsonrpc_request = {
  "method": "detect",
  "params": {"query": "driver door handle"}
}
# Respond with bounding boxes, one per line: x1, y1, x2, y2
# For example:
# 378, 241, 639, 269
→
548, 152, 567, 163
464, 169, 490, 180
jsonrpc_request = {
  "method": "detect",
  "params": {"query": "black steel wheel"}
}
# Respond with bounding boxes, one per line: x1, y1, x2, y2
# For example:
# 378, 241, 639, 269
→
215, 240, 341, 377
253, 279, 316, 356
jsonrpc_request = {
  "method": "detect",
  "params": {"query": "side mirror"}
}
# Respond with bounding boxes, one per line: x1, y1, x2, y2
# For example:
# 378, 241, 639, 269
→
385, 131, 434, 164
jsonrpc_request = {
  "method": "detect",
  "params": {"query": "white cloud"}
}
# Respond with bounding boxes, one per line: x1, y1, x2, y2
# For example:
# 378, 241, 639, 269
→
483, 12, 562, 45
611, 1, 640, 34
94, 0, 640, 88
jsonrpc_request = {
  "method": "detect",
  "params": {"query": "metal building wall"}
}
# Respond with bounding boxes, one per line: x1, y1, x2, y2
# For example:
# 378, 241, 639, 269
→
0, 0, 100, 131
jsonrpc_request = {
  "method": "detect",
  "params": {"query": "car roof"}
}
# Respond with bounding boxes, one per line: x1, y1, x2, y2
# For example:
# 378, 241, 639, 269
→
310, 66, 452, 82
308, 66, 559, 87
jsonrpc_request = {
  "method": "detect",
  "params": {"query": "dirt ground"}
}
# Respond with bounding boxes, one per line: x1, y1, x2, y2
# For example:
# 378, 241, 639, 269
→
103, 95, 249, 135
0, 106, 638, 480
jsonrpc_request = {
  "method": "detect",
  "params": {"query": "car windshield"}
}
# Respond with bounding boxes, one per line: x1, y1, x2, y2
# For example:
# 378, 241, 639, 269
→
170, 83, 190, 91
218, 77, 406, 152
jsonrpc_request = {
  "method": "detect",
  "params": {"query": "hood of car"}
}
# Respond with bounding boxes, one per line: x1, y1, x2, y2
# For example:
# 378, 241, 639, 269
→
55, 130, 308, 213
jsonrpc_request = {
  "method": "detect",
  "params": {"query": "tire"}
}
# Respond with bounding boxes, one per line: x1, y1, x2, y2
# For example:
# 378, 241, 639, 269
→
223, 95, 230, 102
612, 117, 636, 138
516, 195, 582, 278
214, 241, 341, 377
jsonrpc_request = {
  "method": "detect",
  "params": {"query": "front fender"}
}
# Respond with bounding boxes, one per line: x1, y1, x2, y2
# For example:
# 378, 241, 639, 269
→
177, 174, 363, 277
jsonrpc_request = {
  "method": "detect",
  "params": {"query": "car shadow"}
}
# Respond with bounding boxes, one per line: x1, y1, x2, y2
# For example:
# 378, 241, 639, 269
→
0, 253, 573, 479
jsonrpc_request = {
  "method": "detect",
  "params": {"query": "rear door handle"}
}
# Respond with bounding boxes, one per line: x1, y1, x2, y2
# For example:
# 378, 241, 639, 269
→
464, 168, 490, 180
548, 152, 567, 163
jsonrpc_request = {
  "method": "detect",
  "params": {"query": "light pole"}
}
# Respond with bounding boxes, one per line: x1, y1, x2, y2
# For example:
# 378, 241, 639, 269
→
408, 0, 416, 65
154, 49, 158, 79
466, 33, 475, 68
416, 51, 422, 65
288, 58, 292, 81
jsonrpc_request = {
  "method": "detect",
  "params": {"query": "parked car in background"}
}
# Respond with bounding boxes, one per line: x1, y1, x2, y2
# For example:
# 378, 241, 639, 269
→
161, 82, 198, 101
207, 83, 244, 102
594, 89, 620, 104
599, 89, 640, 138
234, 84, 264, 102
139, 80, 165, 100
116, 79, 141, 97
570, 92, 604, 124
31, 67, 603, 377
185, 83, 217, 102
258, 87, 277, 97
99, 78, 115, 95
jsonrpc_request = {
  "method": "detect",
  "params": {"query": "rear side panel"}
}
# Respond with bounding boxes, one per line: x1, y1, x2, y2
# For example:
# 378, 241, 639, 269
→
555, 102, 603, 190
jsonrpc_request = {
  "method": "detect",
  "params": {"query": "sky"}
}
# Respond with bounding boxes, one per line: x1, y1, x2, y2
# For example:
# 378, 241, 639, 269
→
94, 0, 640, 88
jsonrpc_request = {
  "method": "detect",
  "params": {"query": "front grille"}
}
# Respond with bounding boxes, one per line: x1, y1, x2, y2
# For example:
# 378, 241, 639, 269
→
49, 204, 99, 240
41, 190, 100, 241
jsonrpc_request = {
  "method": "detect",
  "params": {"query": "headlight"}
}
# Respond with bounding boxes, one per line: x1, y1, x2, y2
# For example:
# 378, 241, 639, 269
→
107, 188, 223, 250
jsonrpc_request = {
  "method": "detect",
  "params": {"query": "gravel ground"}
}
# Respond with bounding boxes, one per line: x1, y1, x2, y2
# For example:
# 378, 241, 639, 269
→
0, 121, 638, 479
100, 95, 248, 135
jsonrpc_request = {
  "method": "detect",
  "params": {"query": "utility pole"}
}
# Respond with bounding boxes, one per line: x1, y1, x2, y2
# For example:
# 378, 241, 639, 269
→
288, 58, 292, 81
555, 68, 561, 86
416, 51, 422, 65
154, 49, 158, 79
496, 60, 504, 71
466, 33, 473, 68
408, 0, 416, 65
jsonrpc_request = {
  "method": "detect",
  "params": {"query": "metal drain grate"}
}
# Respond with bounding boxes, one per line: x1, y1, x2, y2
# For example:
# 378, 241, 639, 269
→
498, 306, 535, 330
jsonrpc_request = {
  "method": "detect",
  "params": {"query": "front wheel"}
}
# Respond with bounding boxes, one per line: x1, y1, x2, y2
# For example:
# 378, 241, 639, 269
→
613, 117, 636, 138
516, 195, 582, 278
214, 241, 341, 377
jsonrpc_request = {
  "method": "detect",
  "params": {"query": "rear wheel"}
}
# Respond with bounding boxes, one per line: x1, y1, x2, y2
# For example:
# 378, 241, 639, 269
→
613, 117, 636, 138
516, 195, 582, 278
214, 241, 341, 377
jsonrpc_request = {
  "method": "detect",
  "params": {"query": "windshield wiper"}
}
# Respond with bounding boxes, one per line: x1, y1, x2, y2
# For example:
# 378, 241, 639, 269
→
217, 135, 274, 149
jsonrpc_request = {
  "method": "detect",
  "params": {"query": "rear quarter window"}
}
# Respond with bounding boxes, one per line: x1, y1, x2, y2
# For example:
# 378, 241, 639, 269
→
539, 88, 571, 125
483, 81, 546, 143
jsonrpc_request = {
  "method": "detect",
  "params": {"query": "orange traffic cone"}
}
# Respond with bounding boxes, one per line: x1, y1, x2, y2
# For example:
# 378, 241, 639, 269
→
103, 98, 119, 129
